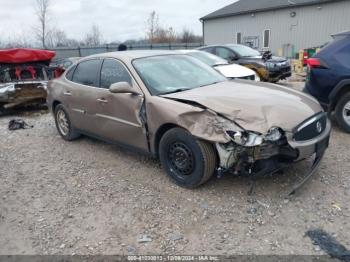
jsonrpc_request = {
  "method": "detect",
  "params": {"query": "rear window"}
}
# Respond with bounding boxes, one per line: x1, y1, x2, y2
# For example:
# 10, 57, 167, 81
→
65, 66, 76, 81
317, 35, 350, 57
200, 47, 214, 54
72, 59, 101, 87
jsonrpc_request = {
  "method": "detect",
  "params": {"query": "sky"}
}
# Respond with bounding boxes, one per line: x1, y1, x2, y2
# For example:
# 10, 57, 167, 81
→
0, 0, 236, 44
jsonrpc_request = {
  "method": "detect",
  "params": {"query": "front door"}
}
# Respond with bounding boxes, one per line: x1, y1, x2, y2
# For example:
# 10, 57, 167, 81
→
93, 58, 148, 151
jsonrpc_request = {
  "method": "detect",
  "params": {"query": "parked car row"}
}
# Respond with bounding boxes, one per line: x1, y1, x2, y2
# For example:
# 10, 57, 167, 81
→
47, 50, 330, 193
198, 44, 292, 83
178, 50, 260, 81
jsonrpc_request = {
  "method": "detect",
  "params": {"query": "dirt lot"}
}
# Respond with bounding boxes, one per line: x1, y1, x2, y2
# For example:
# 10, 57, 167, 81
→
1, 82, 350, 256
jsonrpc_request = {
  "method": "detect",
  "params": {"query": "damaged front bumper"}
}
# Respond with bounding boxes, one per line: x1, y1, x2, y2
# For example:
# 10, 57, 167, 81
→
0, 81, 47, 109
268, 69, 292, 82
216, 119, 331, 195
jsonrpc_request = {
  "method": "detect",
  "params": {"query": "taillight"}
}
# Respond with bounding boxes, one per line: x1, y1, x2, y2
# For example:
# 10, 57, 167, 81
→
306, 58, 327, 69
303, 51, 308, 60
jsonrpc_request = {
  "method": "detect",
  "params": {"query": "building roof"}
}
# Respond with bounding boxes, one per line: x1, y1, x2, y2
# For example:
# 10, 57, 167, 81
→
201, 0, 345, 20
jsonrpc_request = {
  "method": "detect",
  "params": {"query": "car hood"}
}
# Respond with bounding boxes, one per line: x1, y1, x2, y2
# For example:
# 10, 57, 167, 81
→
214, 64, 255, 78
161, 81, 322, 134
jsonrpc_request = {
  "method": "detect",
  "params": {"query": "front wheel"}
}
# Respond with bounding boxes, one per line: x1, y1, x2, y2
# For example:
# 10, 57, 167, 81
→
54, 104, 80, 141
159, 128, 217, 188
335, 92, 350, 133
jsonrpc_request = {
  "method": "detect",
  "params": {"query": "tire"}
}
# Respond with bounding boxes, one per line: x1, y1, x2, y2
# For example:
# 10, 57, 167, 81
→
159, 128, 217, 188
335, 92, 350, 133
54, 104, 80, 141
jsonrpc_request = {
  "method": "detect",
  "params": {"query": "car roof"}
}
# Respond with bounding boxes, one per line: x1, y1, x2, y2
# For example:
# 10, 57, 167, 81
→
199, 44, 244, 49
86, 50, 180, 62
177, 49, 201, 54
332, 30, 350, 38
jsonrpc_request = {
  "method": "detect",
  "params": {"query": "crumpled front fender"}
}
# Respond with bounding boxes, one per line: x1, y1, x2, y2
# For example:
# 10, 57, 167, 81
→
146, 96, 242, 153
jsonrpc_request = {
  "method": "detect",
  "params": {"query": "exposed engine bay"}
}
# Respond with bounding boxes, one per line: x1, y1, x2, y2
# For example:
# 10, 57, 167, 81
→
0, 48, 56, 110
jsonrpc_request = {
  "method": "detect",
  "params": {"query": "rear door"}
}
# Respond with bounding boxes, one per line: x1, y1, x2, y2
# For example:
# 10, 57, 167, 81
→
63, 59, 103, 133
93, 58, 148, 151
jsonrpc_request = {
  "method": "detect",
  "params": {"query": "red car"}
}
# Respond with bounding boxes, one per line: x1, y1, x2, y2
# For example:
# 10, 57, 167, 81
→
0, 48, 55, 110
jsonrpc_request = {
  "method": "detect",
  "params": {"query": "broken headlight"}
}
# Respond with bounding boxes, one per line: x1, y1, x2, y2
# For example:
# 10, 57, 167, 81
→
265, 127, 283, 142
227, 131, 264, 147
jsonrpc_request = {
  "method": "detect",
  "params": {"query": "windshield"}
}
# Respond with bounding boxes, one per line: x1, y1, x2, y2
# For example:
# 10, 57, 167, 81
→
133, 55, 226, 95
187, 51, 228, 67
229, 45, 261, 57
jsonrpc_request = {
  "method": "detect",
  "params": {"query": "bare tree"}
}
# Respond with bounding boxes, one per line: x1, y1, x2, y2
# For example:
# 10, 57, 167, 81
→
180, 28, 196, 43
46, 28, 68, 48
34, 0, 52, 48
5, 34, 33, 48
145, 11, 159, 44
83, 24, 103, 46
167, 27, 177, 43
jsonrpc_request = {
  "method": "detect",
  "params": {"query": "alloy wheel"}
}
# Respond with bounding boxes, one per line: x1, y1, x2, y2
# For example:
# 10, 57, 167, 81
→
57, 109, 69, 136
342, 101, 350, 126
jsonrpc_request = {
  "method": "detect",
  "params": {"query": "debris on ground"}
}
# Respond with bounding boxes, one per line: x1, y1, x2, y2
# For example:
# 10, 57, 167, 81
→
137, 234, 152, 243
306, 229, 350, 262
8, 119, 33, 131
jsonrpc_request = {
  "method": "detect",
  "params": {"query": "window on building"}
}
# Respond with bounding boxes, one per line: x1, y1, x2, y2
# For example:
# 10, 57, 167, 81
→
263, 29, 271, 48
236, 32, 242, 44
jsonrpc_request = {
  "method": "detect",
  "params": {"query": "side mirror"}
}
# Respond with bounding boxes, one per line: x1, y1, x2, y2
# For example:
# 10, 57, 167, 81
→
109, 82, 142, 96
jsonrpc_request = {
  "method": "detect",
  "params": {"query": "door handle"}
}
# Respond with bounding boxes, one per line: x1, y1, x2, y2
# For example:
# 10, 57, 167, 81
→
97, 98, 108, 104
63, 91, 72, 96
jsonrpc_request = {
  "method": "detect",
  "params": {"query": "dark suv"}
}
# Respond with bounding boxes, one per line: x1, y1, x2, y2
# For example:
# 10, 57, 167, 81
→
304, 31, 350, 133
198, 44, 291, 83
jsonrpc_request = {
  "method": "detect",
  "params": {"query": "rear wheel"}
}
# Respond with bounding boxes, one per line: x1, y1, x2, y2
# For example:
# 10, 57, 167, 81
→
335, 92, 350, 133
159, 128, 217, 188
54, 104, 80, 141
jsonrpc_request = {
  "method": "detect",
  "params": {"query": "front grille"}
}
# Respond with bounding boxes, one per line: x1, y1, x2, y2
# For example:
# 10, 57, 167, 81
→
281, 66, 291, 73
293, 112, 327, 141
236, 75, 255, 81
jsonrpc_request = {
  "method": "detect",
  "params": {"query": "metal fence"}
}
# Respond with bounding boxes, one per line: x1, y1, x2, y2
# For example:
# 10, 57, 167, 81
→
50, 43, 203, 59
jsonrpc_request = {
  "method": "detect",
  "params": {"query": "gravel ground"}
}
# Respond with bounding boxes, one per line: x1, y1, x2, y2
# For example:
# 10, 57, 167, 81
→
1, 83, 350, 256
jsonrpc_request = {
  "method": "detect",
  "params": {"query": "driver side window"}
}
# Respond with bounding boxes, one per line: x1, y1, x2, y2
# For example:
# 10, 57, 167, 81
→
100, 59, 132, 89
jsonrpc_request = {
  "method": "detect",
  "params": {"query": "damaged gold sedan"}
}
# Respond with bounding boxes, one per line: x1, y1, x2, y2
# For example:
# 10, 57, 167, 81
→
47, 51, 331, 193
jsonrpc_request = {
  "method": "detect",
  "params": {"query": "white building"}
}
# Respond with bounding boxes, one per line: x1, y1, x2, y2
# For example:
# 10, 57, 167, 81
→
201, 0, 350, 57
